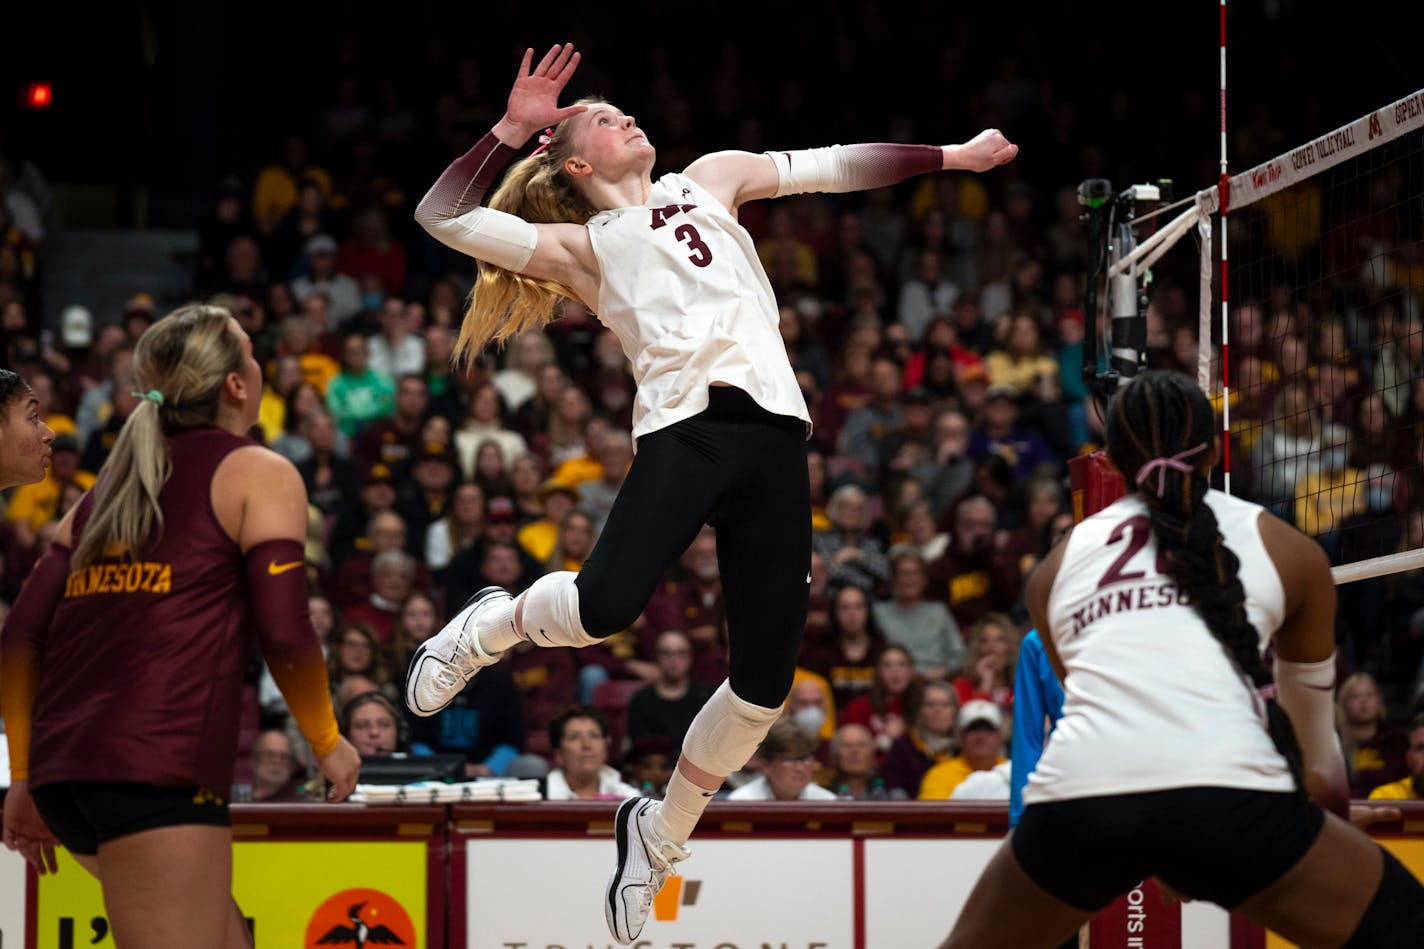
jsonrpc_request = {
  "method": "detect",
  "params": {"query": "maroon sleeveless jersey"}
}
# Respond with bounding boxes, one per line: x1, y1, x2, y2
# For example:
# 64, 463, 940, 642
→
29, 428, 260, 792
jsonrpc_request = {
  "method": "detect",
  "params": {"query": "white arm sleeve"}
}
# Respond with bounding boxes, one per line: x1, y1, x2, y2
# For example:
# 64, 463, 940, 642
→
1274, 653, 1348, 785
417, 205, 538, 275
765, 146, 852, 197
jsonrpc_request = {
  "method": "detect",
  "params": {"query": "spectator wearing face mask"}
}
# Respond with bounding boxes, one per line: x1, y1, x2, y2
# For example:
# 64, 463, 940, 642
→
783, 671, 836, 785
1293, 422, 1364, 562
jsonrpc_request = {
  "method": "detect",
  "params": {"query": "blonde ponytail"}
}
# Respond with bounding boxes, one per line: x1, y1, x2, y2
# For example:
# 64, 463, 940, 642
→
454, 98, 605, 366
72, 304, 244, 569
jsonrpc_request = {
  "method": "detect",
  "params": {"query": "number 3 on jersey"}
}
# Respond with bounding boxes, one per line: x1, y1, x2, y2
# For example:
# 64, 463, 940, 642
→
649, 204, 713, 268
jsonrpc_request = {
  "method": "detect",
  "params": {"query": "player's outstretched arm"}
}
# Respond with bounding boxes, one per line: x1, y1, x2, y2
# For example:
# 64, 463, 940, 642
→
686, 129, 1018, 212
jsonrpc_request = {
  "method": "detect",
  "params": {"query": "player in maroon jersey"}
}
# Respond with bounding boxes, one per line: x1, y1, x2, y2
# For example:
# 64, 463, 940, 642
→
2, 304, 359, 948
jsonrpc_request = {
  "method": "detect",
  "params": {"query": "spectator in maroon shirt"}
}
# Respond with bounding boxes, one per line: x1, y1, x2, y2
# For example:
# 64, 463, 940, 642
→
506, 638, 579, 750
337, 206, 407, 296
927, 495, 1021, 630
353, 373, 428, 469
344, 549, 417, 644
837, 644, 922, 758
643, 526, 725, 660
801, 583, 887, 712
1338, 671, 1411, 798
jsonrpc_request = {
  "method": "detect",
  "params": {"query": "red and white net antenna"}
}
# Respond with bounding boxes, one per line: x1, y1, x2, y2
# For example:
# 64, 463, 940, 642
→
1217, 0, 1232, 494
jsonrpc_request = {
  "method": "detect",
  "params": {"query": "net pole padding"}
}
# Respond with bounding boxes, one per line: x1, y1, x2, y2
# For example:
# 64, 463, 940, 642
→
1331, 549, 1424, 586
1218, 0, 1231, 495
1219, 208, 1230, 496
1196, 199, 1214, 396
1068, 452, 1127, 523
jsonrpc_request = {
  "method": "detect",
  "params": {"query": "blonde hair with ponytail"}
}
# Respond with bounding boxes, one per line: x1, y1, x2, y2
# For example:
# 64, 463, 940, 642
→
71, 304, 245, 569
454, 98, 605, 366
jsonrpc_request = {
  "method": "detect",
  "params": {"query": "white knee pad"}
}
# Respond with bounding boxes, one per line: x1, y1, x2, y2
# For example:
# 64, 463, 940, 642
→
515, 571, 602, 648
680, 680, 783, 777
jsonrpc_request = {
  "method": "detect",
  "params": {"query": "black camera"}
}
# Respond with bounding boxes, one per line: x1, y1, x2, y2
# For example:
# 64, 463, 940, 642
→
1077, 178, 1113, 209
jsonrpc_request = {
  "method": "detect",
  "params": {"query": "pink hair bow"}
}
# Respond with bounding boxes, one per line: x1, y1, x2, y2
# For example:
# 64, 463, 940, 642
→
530, 127, 555, 156
1135, 442, 1208, 497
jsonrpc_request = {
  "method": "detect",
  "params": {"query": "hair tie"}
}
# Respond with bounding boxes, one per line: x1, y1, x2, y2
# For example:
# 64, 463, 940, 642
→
132, 389, 164, 407
1134, 442, 1207, 497
530, 127, 555, 156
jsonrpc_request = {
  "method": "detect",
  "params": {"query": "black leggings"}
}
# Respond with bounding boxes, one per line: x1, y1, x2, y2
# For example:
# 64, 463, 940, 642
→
575, 387, 810, 709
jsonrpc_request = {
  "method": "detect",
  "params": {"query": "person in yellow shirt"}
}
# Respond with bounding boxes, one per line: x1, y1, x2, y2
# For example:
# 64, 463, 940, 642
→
5, 434, 94, 542
917, 699, 1007, 799
1368, 715, 1424, 802
1293, 423, 1364, 550
550, 414, 611, 488
984, 314, 1059, 396
517, 479, 580, 564
251, 133, 332, 234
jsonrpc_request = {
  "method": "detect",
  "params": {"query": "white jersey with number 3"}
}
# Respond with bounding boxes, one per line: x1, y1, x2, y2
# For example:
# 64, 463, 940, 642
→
585, 172, 811, 441
1025, 490, 1295, 805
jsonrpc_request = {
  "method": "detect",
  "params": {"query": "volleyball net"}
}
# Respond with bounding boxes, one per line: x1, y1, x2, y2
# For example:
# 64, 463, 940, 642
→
1094, 90, 1424, 592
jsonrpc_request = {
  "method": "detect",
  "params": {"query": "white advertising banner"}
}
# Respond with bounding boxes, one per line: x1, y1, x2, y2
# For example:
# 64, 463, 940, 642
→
864, 838, 1234, 949
862, 837, 997, 946
467, 838, 853, 948
0, 845, 25, 949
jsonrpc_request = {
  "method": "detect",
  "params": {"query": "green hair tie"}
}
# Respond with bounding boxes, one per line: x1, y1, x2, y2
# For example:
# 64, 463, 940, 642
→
132, 389, 164, 406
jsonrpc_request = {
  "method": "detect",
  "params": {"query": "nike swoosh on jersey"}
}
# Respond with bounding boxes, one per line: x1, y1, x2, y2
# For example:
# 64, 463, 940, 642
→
267, 560, 304, 576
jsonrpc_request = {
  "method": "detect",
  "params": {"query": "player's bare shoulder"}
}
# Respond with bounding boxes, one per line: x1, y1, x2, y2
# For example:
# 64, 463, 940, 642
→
1255, 505, 1332, 610
682, 150, 779, 212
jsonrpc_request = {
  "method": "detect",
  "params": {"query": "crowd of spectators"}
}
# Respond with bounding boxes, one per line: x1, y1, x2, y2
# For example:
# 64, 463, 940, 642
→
2, 4, 1422, 803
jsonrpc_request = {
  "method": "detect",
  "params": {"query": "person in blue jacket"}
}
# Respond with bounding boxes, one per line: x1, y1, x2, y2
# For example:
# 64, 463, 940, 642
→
1008, 628, 1064, 828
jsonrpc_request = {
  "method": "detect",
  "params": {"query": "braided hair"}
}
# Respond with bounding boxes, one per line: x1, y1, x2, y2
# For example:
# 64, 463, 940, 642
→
1104, 370, 1306, 791
0, 368, 29, 422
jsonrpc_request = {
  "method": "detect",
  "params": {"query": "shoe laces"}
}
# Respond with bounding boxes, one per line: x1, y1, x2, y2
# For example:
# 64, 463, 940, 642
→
644, 837, 689, 897
428, 655, 469, 695
634, 846, 685, 919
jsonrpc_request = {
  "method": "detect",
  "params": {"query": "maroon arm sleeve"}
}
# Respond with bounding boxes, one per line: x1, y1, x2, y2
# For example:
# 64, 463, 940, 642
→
0, 543, 71, 780
836, 143, 944, 190
768, 143, 945, 194
245, 538, 340, 757
413, 131, 521, 229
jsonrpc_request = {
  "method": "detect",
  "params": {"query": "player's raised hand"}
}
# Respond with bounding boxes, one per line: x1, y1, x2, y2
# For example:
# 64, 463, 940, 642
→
943, 129, 1019, 173
501, 43, 588, 142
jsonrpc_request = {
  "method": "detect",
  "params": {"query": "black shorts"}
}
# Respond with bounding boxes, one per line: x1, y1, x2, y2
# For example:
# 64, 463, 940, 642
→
31, 781, 231, 856
1012, 786, 1325, 912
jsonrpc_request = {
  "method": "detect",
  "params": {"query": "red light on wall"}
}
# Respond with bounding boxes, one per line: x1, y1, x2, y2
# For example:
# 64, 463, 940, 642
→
23, 82, 53, 110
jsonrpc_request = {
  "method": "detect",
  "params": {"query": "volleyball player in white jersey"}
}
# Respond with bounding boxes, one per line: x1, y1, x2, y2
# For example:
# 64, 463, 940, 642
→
404, 44, 1016, 944
941, 370, 1424, 949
